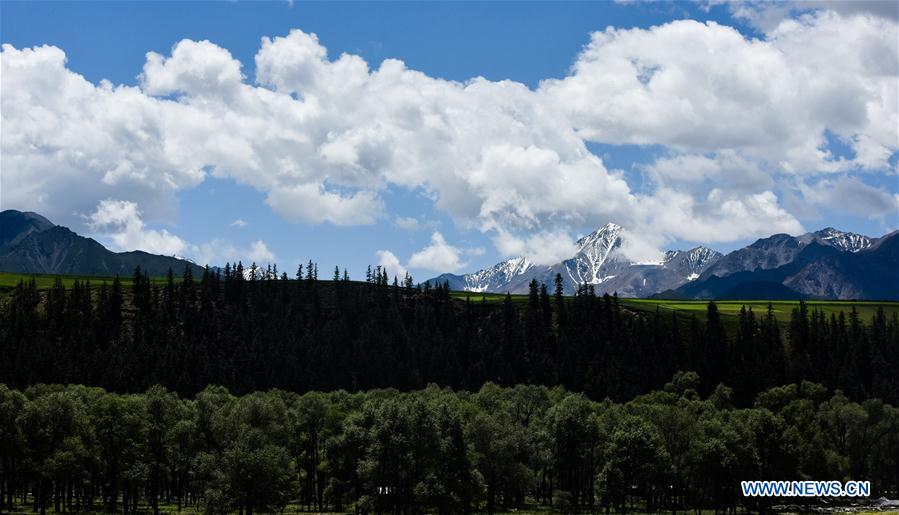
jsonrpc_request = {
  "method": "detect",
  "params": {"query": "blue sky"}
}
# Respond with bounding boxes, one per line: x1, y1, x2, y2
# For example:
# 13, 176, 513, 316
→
2, 1, 897, 280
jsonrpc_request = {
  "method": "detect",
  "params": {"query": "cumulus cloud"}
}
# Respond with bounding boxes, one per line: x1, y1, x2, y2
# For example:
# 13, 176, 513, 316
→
630, 188, 805, 246
84, 199, 275, 266
230, 219, 248, 227
799, 176, 899, 220
248, 240, 276, 263
375, 250, 408, 280
407, 232, 465, 273
494, 230, 579, 266
87, 199, 188, 256
141, 39, 244, 97
709, 1, 899, 32
193, 239, 276, 267
618, 229, 667, 264
643, 151, 773, 193
541, 13, 897, 173
2, 9, 896, 267
377, 231, 474, 278
266, 184, 383, 225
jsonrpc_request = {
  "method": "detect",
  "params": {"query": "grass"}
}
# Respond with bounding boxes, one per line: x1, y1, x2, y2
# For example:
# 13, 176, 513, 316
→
0, 271, 175, 292
450, 291, 528, 303
620, 298, 899, 323
449, 291, 899, 325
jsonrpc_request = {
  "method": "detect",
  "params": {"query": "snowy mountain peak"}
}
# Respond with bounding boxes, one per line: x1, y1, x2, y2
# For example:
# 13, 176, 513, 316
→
427, 224, 883, 298
569, 222, 627, 285
576, 222, 623, 254
813, 228, 872, 253
663, 246, 723, 281
684, 246, 721, 268
494, 256, 533, 277
459, 256, 534, 293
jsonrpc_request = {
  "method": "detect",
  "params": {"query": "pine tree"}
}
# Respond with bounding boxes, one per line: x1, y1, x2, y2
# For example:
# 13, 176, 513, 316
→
553, 273, 566, 329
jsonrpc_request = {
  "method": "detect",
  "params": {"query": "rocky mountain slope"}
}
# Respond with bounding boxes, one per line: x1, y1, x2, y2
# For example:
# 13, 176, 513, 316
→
0, 210, 204, 277
430, 223, 722, 296
430, 224, 892, 299
659, 229, 895, 300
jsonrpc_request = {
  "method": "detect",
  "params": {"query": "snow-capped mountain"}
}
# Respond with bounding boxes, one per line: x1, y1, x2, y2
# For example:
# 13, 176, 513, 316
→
663, 247, 723, 281
699, 228, 875, 281
428, 223, 723, 296
563, 223, 631, 285
666, 229, 897, 301
428, 224, 882, 298
453, 256, 535, 293
812, 228, 873, 253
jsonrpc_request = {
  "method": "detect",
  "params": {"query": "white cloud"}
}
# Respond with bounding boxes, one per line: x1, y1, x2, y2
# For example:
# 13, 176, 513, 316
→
643, 151, 772, 193
2, 11, 896, 265
710, 1, 899, 32
541, 13, 897, 173
87, 199, 188, 256
407, 231, 464, 273
493, 229, 578, 266
632, 188, 805, 244
618, 229, 666, 264
230, 218, 248, 227
266, 184, 383, 225
248, 240, 276, 263
379, 233, 485, 277
141, 39, 244, 97
83, 199, 277, 266
799, 176, 899, 220
193, 239, 276, 267
375, 250, 408, 280
394, 216, 422, 231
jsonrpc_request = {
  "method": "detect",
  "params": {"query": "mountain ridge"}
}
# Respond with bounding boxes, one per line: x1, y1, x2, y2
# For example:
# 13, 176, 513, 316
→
430, 223, 724, 296
656, 232, 898, 300
429, 224, 891, 299
0, 209, 204, 277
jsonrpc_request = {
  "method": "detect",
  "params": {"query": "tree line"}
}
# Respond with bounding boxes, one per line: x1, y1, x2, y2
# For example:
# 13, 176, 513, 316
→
0, 263, 897, 405
1, 378, 898, 514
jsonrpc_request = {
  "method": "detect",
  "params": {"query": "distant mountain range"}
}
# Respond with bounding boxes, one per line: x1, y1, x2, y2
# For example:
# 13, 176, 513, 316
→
428, 224, 898, 300
430, 223, 724, 297
2, 209, 896, 299
0, 210, 204, 277
659, 228, 897, 300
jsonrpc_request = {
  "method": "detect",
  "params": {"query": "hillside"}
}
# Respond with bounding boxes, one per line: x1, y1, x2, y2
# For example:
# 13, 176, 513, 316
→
661, 231, 899, 301
0, 210, 204, 277
430, 223, 722, 296
432, 224, 895, 300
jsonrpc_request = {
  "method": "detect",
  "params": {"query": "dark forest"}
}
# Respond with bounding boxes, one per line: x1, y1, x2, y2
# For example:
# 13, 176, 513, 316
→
1, 263, 897, 404
1, 264, 898, 513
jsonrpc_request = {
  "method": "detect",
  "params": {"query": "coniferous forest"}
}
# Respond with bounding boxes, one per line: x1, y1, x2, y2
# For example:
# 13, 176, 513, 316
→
1, 263, 899, 513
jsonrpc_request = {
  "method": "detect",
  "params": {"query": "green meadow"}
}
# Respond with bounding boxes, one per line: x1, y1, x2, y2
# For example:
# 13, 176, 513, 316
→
0, 271, 171, 292
450, 290, 899, 325
619, 298, 899, 323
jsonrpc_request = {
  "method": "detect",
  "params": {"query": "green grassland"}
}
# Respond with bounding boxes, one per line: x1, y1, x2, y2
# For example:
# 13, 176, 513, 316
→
619, 298, 899, 322
0, 271, 171, 292
450, 291, 525, 303
450, 291, 899, 325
